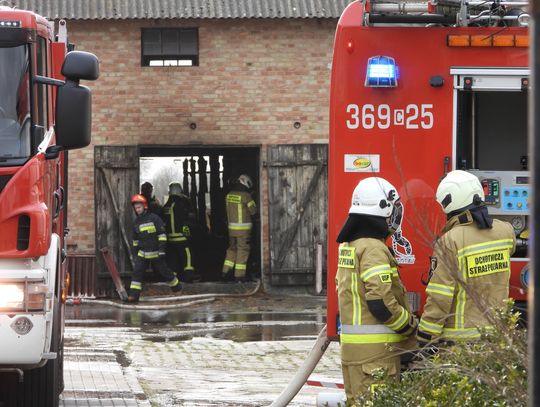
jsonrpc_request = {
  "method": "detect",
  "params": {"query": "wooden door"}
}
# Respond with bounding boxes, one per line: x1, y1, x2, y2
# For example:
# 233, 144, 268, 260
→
94, 146, 139, 285
267, 144, 328, 286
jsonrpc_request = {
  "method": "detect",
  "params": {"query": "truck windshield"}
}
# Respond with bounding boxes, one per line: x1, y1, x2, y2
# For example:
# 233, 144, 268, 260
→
0, 45, 31, 163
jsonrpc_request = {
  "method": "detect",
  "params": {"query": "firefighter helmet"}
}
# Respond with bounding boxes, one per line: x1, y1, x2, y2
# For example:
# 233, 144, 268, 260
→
238, 174, 253, 190
349, 177, 400, 218
131, 194, 148, 209
436, 170, 484, 214
168, 182, 183, 196
141, 181, 153, 196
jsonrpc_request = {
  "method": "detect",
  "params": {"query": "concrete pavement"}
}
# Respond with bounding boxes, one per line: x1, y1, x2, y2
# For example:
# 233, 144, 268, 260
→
61, 294, 343, 406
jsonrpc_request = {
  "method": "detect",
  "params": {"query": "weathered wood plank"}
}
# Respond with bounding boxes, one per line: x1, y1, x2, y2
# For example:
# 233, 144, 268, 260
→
95, 146, 139, 277
268, 144, 328, 286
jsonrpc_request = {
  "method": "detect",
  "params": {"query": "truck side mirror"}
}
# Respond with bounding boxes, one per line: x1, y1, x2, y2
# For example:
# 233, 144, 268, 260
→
55, 51, 99, 150
61, 50, 99, 81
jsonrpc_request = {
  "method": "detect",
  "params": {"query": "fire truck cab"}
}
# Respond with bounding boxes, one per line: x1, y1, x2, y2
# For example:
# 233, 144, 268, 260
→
327, 0, 529, 338
0, 7, 98, 406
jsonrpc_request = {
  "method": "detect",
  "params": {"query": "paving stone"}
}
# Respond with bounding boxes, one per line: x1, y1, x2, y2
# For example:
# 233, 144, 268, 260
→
61, 325, 342, 406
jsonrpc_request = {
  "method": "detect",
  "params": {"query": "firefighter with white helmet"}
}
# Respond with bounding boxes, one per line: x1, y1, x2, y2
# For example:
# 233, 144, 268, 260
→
417, 170, 516, 348
161, 182, 196, 282
222, 174, 257, 281
128, 194, 182, 303
336, 177, 417, 400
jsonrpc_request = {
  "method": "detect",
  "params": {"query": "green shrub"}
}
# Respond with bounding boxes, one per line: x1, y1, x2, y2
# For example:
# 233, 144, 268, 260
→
355, 308, 527, 407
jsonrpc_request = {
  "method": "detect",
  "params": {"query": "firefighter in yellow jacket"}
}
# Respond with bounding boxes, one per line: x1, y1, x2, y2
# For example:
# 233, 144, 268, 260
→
417, 170, 516, 347
336, 177, 417, 400
222, 174, 257, 281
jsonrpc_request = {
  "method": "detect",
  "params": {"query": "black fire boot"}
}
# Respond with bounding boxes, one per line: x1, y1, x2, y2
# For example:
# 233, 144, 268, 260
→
182, 270, 194, 284
127, 289, 141, 303
221, 269, 235, 282
171, 281, 183, 293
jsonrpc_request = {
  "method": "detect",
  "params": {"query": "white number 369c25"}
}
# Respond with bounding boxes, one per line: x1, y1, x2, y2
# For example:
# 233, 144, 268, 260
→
346, 103, 434, 130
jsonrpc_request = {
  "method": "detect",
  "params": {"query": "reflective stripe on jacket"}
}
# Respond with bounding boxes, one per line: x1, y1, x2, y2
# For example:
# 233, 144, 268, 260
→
225, 190, 257, 229
132, 211, 167, 257
336, 238, 412, 345
162, 195, 193, 242
419, 212, 516, 341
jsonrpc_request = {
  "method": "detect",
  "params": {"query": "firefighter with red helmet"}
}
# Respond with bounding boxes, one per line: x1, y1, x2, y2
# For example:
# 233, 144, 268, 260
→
128, 194, 182, 303
417, 171, 516, 348
222, 174, 257, 281
335, 177, 417, 400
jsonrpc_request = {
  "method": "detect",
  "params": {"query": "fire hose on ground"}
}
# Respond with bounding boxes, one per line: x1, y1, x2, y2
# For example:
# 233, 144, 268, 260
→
77, 279, 262, 310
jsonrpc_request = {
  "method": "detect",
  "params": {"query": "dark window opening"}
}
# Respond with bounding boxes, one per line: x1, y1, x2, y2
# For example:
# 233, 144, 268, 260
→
456, 91, 527, 171
139, 146, 260, 282
141, 28, 199, 67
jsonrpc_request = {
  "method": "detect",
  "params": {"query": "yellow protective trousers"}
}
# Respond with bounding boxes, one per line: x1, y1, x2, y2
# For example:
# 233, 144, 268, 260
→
222, 228, 251, 278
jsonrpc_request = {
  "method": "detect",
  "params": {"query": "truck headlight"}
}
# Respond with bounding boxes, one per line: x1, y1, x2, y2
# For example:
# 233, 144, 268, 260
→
0, 282, 48, 311
0, 284, 24, 309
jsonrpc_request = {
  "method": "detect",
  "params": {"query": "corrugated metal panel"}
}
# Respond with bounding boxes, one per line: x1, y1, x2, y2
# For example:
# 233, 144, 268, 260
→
67, 254, 96, 297
6, 0, 353, 20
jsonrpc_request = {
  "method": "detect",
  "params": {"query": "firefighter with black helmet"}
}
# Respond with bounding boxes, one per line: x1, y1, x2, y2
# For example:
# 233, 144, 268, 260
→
417, 170, 516, 348
128, 194, 181, 303
336, 177, 417, 400
222, 174, 257, 281
161, 182, 196, 283
141, 181, 162, 214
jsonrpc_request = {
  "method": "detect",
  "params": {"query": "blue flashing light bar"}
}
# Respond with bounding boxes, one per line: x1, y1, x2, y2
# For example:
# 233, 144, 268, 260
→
365, 56, 398, 88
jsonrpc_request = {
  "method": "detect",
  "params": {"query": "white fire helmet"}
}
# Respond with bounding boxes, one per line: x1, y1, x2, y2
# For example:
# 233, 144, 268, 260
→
349, 177, 400, 217
238, 174, 253, 189
168, 182, 183, 196
436, 170, 485, 214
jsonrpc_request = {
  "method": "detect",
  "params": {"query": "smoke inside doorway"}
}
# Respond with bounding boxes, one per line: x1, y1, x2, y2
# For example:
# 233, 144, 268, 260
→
139, 146, 261, 282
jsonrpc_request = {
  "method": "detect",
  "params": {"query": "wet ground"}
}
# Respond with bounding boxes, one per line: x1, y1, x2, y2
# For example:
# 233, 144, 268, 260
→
61, 288, 343, 406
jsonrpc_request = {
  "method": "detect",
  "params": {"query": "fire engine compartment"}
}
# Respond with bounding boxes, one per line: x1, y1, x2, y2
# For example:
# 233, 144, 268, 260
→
455, 84, 529, 259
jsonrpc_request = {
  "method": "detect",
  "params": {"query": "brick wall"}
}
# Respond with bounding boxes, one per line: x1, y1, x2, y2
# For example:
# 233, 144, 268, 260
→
65, 18, 335, 270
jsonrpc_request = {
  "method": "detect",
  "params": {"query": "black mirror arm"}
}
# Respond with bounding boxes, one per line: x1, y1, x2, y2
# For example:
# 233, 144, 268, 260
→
45, 145, 64, 160
33, 75, 65, 87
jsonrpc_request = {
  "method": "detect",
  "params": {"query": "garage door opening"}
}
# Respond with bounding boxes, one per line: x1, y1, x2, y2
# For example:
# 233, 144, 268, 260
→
139, 145, 261, 283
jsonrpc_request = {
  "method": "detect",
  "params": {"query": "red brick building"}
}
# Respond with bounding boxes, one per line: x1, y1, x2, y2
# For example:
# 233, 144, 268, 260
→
10, 0, 352, 293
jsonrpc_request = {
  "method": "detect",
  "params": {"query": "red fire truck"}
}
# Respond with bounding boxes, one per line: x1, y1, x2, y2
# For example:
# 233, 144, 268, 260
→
327, 0, 529, 338
0, 7, 98, 406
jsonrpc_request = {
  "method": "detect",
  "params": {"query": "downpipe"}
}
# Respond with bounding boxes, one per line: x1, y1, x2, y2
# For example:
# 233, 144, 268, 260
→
270, 325, 332, 407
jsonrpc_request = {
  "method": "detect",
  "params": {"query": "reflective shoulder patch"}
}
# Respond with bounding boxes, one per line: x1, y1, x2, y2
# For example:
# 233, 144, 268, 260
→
226, 194, 242, 204
466, 249, 510, 278
379, 273, 392, 284
338, 246, 356, 269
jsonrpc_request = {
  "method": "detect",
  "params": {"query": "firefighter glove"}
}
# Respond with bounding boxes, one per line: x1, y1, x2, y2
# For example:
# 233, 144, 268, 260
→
397, 313, 418, 337
417, 329, 434, 348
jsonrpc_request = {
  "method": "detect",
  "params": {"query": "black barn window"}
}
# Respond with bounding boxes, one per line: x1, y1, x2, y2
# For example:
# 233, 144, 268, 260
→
141, 28, 199, 67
